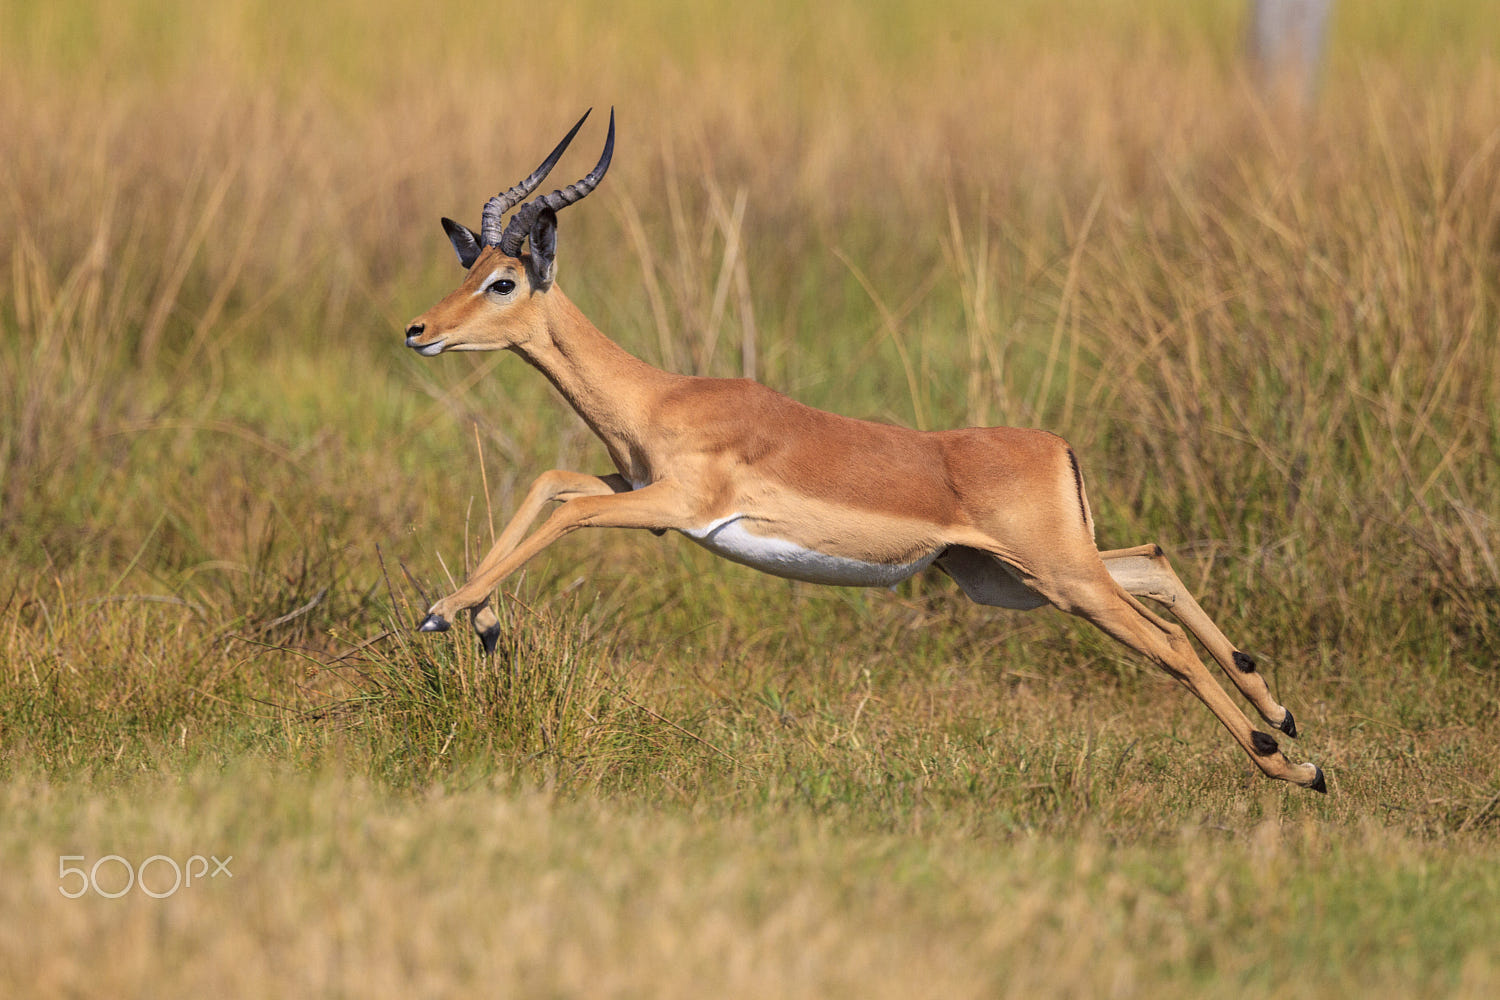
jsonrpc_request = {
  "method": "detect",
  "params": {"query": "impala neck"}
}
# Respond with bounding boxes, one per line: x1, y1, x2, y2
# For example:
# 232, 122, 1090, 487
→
514, 286, 681, 479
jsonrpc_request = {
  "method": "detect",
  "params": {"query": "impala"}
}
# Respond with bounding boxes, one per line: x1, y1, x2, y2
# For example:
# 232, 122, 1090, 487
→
403, 110, 1326, 793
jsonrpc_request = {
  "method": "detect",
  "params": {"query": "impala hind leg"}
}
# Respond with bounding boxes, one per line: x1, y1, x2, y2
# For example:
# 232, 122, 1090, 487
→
1100, 544, 1299, 738
1020, 555, 1325, 792
421, 470, 632, 652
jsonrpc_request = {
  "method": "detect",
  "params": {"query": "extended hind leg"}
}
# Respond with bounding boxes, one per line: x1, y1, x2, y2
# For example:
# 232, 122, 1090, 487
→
1018, 554, 1325, 791
1100, 544, 1298, 738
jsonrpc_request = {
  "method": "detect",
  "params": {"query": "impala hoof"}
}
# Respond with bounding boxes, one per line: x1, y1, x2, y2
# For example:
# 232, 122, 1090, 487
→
478, 624, 501, 656
1278, 709, 1298, 739
1308, 765, 1327, 794
418, 613, 451, 633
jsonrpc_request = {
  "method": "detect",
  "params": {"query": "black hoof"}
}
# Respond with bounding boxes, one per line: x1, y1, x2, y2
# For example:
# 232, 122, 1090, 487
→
1278, 709, 1298, 739
1308, 765, 1328, 794
418, 613, 451, 633
478, 624, 501, 656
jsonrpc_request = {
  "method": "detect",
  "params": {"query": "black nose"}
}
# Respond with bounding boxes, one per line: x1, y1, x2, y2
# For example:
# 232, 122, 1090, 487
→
405, 322, 424, 338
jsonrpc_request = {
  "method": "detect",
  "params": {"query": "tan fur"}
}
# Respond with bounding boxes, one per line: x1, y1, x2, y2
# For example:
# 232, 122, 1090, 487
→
405, 242, 1324, 791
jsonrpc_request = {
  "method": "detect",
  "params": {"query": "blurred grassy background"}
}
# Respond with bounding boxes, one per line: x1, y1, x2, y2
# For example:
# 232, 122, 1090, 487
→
1, 0, 1498, 994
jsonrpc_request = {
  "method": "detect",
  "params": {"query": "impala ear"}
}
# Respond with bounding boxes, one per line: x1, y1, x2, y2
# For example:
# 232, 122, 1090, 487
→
528, 207, 558, 289
441, 218, 482, 269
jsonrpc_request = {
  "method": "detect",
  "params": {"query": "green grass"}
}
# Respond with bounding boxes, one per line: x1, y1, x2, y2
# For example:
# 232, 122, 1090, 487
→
2, 0, 1499, 995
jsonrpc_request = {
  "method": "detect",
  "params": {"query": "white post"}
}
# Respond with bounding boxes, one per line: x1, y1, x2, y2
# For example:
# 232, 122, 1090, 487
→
1248, 0, 1333, 107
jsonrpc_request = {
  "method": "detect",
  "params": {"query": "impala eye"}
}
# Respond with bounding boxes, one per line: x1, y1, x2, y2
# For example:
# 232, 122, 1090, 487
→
488, 278, 516, 295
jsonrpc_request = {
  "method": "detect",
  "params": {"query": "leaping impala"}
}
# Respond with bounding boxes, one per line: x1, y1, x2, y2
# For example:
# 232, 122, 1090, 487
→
402, 109, 1326, 793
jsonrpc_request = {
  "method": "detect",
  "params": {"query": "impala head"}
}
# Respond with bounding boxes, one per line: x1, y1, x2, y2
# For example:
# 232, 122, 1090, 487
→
404, 109, 614, 356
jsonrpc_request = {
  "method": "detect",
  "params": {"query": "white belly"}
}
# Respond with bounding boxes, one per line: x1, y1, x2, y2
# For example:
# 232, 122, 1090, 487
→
682, 515, 938, 587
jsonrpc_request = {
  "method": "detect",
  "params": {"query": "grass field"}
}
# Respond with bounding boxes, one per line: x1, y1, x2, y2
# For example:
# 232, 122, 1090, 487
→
2, 0, 1499, 995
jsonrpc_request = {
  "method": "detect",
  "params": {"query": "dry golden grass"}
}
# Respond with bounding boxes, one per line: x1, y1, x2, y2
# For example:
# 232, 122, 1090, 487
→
4, 766, 1498, 999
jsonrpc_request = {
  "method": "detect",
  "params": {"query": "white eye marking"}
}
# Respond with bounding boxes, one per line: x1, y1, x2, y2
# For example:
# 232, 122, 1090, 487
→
473, 269, 517, 297
471, 268, 505, 298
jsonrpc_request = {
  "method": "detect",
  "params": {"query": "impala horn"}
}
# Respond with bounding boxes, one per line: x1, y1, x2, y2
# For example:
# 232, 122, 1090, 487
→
497, 108, 615, 257
474, 109, 595, 247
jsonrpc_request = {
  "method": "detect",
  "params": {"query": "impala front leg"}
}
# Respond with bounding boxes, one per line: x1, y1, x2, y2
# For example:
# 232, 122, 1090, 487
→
418, 481, 690, 646
425, 470, 632, 651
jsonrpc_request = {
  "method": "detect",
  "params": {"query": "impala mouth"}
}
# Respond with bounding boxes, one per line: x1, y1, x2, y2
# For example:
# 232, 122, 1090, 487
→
406, 336, 446, 357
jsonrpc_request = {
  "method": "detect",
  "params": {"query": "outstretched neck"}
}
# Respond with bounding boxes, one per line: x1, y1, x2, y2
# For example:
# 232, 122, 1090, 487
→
515, 286, 683, 479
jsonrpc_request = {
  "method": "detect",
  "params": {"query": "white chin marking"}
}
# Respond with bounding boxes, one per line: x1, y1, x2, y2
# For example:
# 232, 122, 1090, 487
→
417, 340, 445, 356
683, 515, 937, 587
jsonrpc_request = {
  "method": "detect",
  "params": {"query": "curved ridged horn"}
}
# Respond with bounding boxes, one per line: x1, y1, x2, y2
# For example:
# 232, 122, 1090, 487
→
478, 109, 593, 246
498, 108, 615, 258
